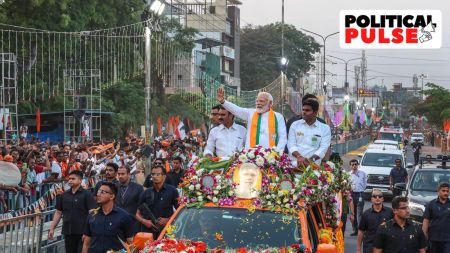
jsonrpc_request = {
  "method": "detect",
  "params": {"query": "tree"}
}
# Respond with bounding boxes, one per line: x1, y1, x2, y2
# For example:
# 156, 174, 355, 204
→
240, 23, 320, 90
411, 83, 450, 127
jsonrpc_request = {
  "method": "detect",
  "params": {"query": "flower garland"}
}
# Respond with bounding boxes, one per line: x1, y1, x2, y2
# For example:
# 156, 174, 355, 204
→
140, 239, 312, 253
179, 146, 350, 228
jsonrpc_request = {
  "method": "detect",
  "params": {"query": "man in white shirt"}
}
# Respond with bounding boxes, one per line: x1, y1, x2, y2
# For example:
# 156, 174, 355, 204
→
217, 88, 287, 152
204, 107, 246, 158
288, 99, 331, 167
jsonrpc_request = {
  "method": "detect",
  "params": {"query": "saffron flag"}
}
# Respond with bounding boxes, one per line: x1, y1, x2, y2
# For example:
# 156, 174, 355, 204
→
36, 108, 41, 133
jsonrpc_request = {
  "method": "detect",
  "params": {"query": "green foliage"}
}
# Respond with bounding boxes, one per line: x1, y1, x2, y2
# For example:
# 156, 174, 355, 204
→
0, 0, 144, 30
240, 23, 320, 90
411, 83, 450, 127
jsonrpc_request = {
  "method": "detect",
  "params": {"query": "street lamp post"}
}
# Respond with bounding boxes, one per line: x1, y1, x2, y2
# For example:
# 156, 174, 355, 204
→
418, 73, 427, 101
300, 29, 339, 92
328, 56, 361, 92
143, 0, 165, 143
281, 0, 285, 115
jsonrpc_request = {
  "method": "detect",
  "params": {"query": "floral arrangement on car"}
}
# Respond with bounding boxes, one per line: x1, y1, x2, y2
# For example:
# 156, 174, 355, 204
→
179, 146, 348, 227
139, 238, 312, 253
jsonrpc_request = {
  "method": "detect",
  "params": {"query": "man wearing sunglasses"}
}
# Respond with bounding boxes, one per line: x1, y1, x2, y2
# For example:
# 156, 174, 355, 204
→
357, 189, 393, 253
82, 181, 134, 253
350, 159, 367, 236
373, 196, 427, 253
136, 165, 179, 237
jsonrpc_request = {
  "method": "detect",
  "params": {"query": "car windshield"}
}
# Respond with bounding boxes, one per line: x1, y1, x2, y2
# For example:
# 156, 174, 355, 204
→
168, 207, 301, 249
380, 133, 403, 142
411, 171, 450, 191
361, 153, 403, 167
412, 134, 423, 137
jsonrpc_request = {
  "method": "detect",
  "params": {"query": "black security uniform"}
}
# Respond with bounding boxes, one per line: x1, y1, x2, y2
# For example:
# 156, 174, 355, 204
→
389, 166, 408, 197
84, 206, 134, 253
373, 219, 427, 253
423, 198, 450, 253
55, 187, 97, 253
359, 205, 393, 253
138, 183, 179, 237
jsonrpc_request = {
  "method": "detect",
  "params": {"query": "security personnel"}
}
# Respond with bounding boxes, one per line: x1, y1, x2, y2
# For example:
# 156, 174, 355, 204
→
389, 158, 408, 198
136, 165, 179, 238
422, 182, 450, 253
357, 189, 393, 253
373, 196, 427, 253
82, 182, 134, 253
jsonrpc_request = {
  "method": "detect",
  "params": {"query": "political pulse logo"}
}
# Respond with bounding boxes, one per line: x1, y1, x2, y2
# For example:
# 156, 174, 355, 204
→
340, 10, 442, 49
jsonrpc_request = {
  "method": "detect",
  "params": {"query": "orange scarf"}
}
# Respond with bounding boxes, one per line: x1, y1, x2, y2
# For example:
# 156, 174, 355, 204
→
249, 108, 278, 148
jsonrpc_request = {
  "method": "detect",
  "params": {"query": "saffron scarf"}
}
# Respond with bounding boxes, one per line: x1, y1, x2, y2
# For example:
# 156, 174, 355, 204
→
249, 108, 278, 148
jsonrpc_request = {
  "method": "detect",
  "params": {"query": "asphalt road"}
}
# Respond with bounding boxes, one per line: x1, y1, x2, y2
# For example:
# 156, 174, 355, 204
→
343, 142, 419, 252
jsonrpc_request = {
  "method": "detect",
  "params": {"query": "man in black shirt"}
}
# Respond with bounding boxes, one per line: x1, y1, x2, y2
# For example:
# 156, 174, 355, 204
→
422, 182, 450, 253
357, 189, 393, 253
136, 165, 179, 238
167, 156, 185, 188
49, 170, 97, 253
389, 159, 408, 198
82, 181, 134, 253
412, 140, 422, 166
373, 196, 427, 253
116, 166, 143, 232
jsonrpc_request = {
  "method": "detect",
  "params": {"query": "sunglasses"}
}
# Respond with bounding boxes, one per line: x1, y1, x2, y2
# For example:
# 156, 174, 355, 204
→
397, 206, 410, 210
372, 195, 383, 199
154, 162, 163, 165
97, 189, 112, 195
151, 173, 163, 176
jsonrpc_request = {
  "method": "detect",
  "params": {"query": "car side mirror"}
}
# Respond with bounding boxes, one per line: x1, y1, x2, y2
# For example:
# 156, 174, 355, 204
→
357, 154, 363, 158
394, 182, 406, 191
317, 244, 338, 253
406, 163, 413, 169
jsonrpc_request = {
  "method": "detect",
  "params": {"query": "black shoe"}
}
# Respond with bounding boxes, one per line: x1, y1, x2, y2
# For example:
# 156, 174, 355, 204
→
350, 232, 358, 236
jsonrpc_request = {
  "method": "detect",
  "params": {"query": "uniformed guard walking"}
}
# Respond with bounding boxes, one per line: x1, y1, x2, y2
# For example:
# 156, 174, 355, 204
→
357, 189, 393, 253
373, 196, 427, 253
422, 182, 450, 253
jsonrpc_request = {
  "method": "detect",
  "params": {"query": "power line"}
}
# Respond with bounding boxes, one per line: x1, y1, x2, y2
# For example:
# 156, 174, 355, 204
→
327, 49, 450, 63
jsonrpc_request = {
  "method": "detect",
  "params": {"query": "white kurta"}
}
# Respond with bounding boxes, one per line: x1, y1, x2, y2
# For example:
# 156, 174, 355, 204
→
204, 123, 247, 157
222, 101, 287, 151
287, 119, 331, 162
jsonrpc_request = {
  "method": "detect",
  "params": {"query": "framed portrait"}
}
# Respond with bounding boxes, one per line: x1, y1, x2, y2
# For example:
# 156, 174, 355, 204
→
233, 163, 262, 199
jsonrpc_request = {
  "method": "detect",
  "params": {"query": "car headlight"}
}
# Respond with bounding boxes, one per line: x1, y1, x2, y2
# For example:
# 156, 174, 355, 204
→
409, 202, 425, 216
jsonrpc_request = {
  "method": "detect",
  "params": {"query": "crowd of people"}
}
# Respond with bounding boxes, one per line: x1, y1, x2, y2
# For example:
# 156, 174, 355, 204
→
10, 89, 440, 253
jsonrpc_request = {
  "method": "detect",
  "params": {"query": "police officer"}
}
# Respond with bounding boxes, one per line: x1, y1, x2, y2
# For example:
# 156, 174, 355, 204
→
357, 189, 393, 253
373, 196, 427, 253
422, 182, 450, 253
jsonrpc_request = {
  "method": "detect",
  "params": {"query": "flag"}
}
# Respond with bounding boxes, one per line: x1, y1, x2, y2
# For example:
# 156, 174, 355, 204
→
157, 117, 162, 136
167, 117, 172, 134
36, 108, 41, 133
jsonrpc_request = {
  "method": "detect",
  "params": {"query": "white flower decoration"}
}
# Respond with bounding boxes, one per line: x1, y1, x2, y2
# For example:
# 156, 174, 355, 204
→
255, 157, 265, 167
188, 185, 195, 191
239, 154, 247, 162
195, 184, 201, 190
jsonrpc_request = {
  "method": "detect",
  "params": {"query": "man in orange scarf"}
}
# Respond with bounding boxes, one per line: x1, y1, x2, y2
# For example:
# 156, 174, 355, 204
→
217, 88, 287, 151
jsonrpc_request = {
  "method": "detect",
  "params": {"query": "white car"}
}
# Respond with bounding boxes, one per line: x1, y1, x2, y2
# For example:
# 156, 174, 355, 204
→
367, 144, 399, 151
359, 148, 412, 198
373, 140, 401, 149
410, 133, 425, 144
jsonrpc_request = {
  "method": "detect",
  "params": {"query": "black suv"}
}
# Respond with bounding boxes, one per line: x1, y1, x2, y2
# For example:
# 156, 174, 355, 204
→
395, 155, 450, 222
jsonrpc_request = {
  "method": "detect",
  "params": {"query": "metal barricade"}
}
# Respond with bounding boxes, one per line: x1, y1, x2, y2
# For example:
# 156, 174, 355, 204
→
0, 209, 64, 253
332, 135, 370, 156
